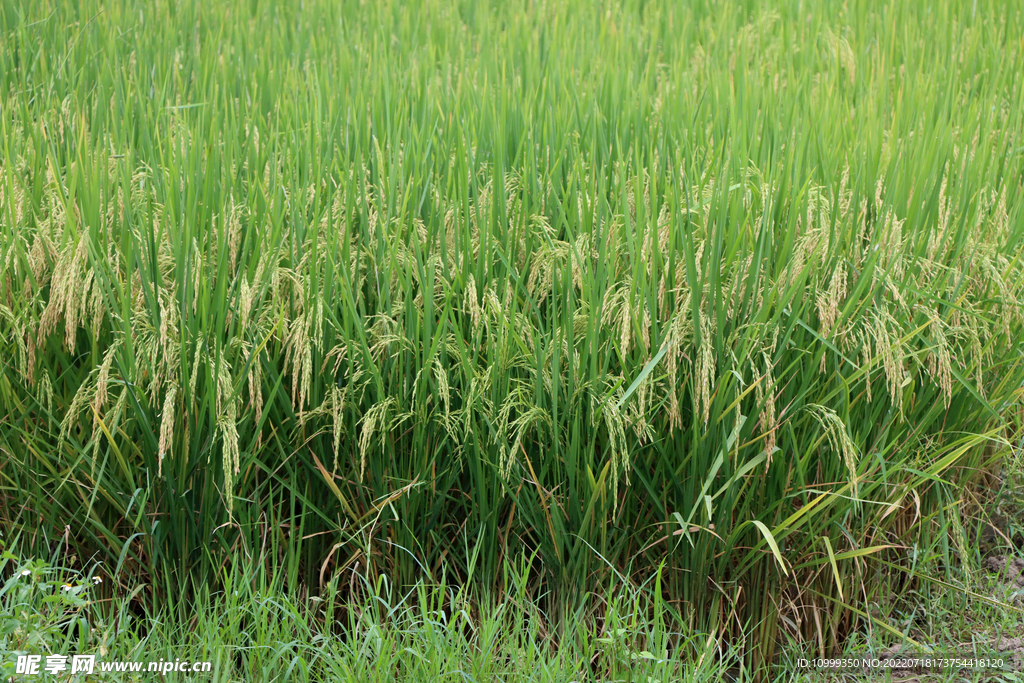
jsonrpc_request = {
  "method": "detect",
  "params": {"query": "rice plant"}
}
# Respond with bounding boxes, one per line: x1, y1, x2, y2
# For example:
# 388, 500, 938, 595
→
2, 0, 1023, 673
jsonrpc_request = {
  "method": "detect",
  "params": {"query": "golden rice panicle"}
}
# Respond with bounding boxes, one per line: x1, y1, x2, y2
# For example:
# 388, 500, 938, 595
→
93, 340, 121, 414
28, 231, 54, 287
871, 309, 906, 418
248, 344, 264, 427
284, 313, 313, 413
239, 276, 253, 330
214, 357, 236, 422
36, 238, 89, 359
331, 383, 345, 472
158, 294, 179, 363
59, 377, 95, 446
4, 311, 31, 385
465, 274, 481, 330
37, 372, 53, 417
297, 318, 314, 413
619, 289, 632, 357
665, 309, 693, 432
757, 347, 778, 468
697, 309, 715, 429
358, 397, 394, 482
433, 356, 451, 418
218, 412, 240, 516
816, 264, 848, 372
924, 309, 953, 409
602, 396, 629, 511
158, 385, 177, 477
808, 404, 860, 495
963, 316, 986, 401
213, 357, 241, 513
495, 390, 518, 482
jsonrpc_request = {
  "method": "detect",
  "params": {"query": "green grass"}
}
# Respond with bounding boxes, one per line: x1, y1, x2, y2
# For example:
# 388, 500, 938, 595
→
784, 529, 1024, 683
2, 541, 743, 682
2, 0, 1024, 676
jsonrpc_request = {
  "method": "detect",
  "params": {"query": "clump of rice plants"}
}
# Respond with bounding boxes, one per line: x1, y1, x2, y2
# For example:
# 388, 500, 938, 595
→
2, 0, 1023, 672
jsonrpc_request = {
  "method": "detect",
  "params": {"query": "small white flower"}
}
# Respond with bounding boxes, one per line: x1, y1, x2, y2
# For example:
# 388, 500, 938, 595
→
21, 569, 31, 576
62, 583, 73, 591
93, 577, 102, 584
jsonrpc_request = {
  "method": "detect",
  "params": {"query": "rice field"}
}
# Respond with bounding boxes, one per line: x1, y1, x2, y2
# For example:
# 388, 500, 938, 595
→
2, 0, 1024, 678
